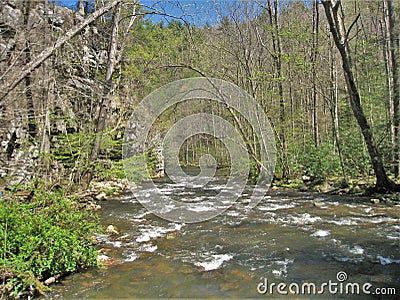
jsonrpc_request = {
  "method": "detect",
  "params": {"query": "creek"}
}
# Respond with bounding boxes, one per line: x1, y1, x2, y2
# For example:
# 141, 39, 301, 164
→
49, 171, 399, 298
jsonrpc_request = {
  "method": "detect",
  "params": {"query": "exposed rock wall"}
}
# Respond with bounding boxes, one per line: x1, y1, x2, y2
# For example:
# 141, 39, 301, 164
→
0, 1, 112, 184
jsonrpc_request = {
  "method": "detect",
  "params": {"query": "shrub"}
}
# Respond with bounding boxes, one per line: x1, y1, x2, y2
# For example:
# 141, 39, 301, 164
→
297, 143, 342, 179
0, 189, 101, 297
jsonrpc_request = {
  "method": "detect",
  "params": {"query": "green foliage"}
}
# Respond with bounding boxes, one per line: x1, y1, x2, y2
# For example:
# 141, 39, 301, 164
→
122, 19, 201, 97
95, 159, 126, 181
0, 189, 100, 297
339, 125, 373, 177
293, 142, 342, 179
123, 153, 151, 184
50, 131, 94, 170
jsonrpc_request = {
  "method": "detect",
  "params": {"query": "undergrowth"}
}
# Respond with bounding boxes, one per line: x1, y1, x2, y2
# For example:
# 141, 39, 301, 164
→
0, 188, 101, 298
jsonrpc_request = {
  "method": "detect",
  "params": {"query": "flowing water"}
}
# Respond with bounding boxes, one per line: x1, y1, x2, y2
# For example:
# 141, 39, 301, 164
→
49, 173, 400, 299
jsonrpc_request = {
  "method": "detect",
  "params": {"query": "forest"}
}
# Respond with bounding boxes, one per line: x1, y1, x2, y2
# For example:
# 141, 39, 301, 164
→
0, 0, 399, 298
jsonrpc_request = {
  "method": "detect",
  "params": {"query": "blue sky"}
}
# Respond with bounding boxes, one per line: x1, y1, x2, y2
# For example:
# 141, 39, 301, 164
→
57, 0, 222, 27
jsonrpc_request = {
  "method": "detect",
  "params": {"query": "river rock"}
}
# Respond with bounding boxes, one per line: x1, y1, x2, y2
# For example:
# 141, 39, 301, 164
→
85, 201, 101, 211
106, 224, 119, 235
95, 192, 107, 201
44, 277, 56, 285
370, 198, 380, 204
313, 202, 324, 207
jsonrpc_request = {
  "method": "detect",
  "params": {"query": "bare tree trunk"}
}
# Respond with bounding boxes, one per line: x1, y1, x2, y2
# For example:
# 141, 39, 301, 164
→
385, 0, 399, 178
0, 0, 122, 102
23, 0, 36, 139
329, 40, 348, 186
312, 0, 319, 147
39, 0, 52, 179
322, 0, 399, 191
86, 1, 122, 183
267, 0, 288, 179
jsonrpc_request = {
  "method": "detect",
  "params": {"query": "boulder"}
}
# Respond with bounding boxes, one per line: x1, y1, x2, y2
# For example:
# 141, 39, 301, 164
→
106, 224, 119, 235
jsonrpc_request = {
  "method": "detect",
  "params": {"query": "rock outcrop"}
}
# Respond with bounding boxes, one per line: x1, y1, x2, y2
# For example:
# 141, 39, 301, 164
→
0, 1, 115, 184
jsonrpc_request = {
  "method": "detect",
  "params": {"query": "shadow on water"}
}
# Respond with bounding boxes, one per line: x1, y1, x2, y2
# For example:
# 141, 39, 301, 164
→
48, 171, 400, 298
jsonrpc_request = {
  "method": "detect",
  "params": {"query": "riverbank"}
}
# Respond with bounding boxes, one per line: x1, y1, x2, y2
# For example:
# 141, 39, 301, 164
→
272, 176, 400, 203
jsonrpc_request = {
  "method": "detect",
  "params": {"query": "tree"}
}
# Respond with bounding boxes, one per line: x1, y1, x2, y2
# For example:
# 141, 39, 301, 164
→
86, 1, 122, 183
322, 0, 399, 191
0, 0, 122, 102
311, 0, 320, 147
384, 0, 399, 178
266, 0, 288, 179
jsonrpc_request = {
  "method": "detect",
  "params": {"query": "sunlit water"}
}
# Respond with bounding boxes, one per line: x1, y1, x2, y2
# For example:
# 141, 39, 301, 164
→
48, 174, 400, 299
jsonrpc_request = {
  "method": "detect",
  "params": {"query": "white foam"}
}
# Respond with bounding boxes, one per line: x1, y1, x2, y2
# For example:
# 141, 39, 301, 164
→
133, 218, 146, 223
140, 244, 158, 253
289, 213, 322, 224
136, 224, 183, 243
368, 217, 398, 224
311, 230, 330, 238
325, 201, 340, 206
125, 252, 138, 262
97, 254, 111, 262
272, 259, 294, 277
187, 205, 215, 212
159, 204, 176, 214
205, 185, 223, 191
344, 203, 362, 208
257, 203, 296, 211
335, 257, 364, 263
226, 210, 240, 217
136, 234, 151, 243
327, 219, 358, 226
377, 255, 400, 265
106, 241, 123, 248
349, 245, 364, 255
175, 190, 195, 195
172, 223, 183, 231
134, 211, 151, 219
194, 254, 233, 271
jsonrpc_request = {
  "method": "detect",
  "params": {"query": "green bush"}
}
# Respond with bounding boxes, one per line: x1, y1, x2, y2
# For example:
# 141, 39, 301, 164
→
297, 143, 342, 179
0, 189, 100, 297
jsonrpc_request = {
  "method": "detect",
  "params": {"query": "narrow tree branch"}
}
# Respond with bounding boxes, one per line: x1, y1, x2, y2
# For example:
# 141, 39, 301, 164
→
346, 13, 360, 41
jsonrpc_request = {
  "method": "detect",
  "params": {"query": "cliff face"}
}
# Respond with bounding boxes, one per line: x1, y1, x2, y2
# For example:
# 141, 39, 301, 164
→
0, 1, 111, 184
